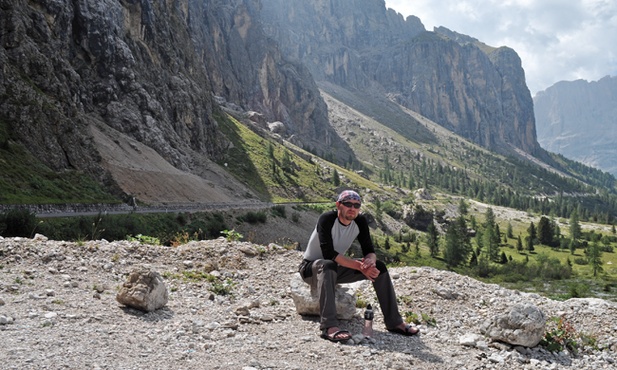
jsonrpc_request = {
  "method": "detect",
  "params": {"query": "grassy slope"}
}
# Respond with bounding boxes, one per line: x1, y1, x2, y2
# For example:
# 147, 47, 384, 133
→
0, 138, 118, 204
215, 113, 382, 203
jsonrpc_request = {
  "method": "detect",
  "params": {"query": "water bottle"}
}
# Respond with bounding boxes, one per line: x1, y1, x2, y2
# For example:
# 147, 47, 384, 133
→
362, 304, 374, 338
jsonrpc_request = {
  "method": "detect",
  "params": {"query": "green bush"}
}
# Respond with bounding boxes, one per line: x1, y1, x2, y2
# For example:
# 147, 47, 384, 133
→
568, 283, 590, 298
238, 211, 267, 224
0, 208, 36, 237
270, 205, 287, 218
35, 211, 235, 245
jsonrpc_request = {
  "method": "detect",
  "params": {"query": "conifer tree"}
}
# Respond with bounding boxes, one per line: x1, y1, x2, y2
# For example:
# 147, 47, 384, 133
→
506, 222, 514, 239
525, 235, 534, 253
332, 169, 340, 186
569, 210, 582, 241
516, 235, 524, 253
537, 216, 554, 246
499, 251, 508, 264
588, 241, 603, 277
426, 221, 439, 258
458, 198, 468, 215
444, 216, 471, 267
527, 221, 537, 244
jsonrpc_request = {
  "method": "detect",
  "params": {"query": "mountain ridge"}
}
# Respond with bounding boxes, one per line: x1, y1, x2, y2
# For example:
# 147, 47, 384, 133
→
534, 76, 617, 177
1, 0, 615, 217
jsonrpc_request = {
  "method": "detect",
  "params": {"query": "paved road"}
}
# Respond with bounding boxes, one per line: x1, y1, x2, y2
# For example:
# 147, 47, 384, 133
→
2, 201, 333, 218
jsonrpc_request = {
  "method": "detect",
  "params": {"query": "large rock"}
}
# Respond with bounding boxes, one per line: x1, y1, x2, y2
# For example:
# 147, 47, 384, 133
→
481, 304, 546, 347
289, 274, 357, 320
116, 268, 168, 312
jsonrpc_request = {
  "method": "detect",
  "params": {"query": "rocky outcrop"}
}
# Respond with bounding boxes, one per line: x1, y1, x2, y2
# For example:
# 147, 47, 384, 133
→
0, 0, 349, 202
260, 1, 541, 155
534, 76, 617, 176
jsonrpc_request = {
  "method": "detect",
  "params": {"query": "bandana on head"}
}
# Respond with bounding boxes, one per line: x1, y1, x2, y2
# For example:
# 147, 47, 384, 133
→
337, 190, 361, 203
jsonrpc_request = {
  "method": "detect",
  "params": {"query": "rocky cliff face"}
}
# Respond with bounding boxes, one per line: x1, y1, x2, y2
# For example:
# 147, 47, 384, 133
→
0, 0, 345, 202
259, 1, 540, 155
1, 0, 543, 204
534, 76, 617, 176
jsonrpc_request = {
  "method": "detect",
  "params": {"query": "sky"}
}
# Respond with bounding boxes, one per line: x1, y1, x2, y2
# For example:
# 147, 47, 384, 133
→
385, 0, 617, 96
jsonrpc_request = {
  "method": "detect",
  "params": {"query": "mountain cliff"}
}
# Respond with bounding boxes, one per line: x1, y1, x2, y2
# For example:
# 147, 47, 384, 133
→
0, 0, 347, 203
534, 76, 617, 176
2, 0, 546, 204
259, 0, 540, 155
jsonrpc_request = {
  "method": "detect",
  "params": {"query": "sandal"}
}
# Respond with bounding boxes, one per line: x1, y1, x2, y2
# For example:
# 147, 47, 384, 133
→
321, 328, 351, 343
387, 324, 420, 336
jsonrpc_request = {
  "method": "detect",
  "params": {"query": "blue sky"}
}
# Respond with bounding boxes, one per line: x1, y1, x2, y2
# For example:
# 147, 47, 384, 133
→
385, 0, 617, 96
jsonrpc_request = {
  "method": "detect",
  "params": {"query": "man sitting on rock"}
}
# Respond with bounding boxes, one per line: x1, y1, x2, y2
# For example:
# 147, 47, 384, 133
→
298, 190, 419, 342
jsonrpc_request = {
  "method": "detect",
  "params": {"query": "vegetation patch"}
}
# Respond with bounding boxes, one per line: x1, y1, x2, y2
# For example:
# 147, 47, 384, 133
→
0, 139, 118, 205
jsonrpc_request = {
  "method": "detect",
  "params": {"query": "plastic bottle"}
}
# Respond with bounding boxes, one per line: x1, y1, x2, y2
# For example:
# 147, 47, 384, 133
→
362, 304, 374, 338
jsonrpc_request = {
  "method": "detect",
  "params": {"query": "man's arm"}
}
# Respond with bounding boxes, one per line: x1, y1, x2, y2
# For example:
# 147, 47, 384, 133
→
355, 215, 376, 257
315, 211, 340, 260
334, 253, 379, 281
334, 254, 363, 270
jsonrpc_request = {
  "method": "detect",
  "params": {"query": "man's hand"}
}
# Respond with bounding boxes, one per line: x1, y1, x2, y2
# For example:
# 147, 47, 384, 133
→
361, 253, 376, 269
360, 254, 379, 281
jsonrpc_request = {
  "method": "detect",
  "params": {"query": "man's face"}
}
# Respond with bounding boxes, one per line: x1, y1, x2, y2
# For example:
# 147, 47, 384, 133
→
337, 200, 361, 221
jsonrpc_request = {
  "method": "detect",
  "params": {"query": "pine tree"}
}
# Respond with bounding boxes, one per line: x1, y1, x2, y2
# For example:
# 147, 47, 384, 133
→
537, 216, 554, 246
482, 208, 500, 261
444, 216, 471, 267
401, 241, 409, 254
527, 221, 537, 244
516, 235, 524, 253
499, 251, 508, 264
525, 235, 535, 253
588, 241, 603, 277
469, 250, 478, 267
332, 169, 340, 186
458, 198, 468, 215
569, 210, 582, 241
506, 222, 514, 239
426, 221, 439, 258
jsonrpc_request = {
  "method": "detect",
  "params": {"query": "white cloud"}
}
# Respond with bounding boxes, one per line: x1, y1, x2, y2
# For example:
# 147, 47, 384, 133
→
385, 0, 617, 95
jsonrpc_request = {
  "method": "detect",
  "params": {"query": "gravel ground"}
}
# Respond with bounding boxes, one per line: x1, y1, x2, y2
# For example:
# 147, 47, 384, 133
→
1, 235, 616, 370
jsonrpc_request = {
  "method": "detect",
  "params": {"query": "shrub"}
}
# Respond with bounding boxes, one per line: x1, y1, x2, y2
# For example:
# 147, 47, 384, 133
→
567, 282, 590, 298
539, 316, 599, 354
599, 245, 614, 253
0, 208, 36, 237
209, 278, 235, 296
573, 258, 588, 265
221, 229, 243, 242
270, 205, 286, 218
238, 211, 267, 224
421, 312, 437, 327
126, 234, 161, 245
403, 311, 420, 325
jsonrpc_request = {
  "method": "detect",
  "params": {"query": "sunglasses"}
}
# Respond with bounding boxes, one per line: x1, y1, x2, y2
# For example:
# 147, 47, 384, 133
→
341, 201, 361, 209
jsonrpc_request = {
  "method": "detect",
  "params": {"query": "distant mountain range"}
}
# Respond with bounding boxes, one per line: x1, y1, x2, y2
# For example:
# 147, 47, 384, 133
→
534, 76, 617, 176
